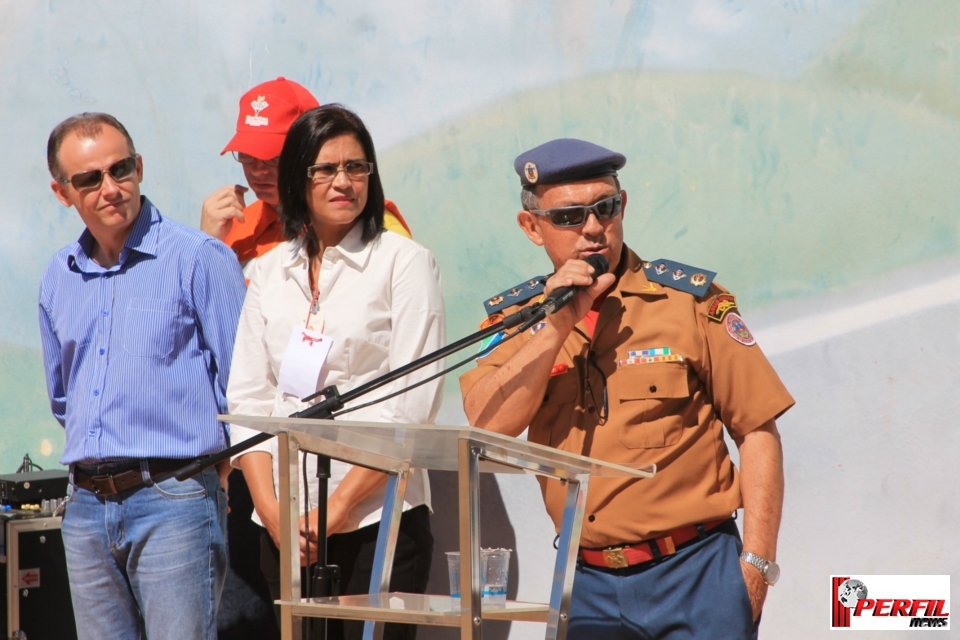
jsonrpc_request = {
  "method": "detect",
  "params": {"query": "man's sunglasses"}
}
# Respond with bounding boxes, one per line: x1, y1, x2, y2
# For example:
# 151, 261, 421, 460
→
530, 193, 623, 227
58, 156, 138, 191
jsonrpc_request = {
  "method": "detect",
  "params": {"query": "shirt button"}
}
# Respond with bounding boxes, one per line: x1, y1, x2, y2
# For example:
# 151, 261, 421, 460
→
649, 384, 657, 393
93, 389, 99, 396
99, 348, 105, 355
88, 430, 95, 436
102, 310, 109, 316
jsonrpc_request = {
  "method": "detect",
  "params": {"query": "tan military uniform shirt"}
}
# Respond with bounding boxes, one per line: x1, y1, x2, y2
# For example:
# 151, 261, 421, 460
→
460, 247, 795, 549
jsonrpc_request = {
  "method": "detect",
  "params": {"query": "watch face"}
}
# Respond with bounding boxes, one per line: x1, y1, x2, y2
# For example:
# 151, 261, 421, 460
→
764, 560, 781, 585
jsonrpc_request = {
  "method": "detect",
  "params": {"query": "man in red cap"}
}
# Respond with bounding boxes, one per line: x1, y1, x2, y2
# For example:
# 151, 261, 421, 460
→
201, 77, 412, 267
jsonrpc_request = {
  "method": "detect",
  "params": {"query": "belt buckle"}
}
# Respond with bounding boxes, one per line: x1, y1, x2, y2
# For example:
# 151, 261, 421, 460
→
91, 474, 119, 496
602, 547, 629, 569
663, 535, 676, 555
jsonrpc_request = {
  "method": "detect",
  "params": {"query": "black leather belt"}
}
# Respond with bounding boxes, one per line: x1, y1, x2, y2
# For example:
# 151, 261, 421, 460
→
73, 458, 197, 496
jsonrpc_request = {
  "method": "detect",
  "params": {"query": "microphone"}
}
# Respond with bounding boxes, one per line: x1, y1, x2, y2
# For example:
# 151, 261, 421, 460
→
539, 253, 610, 316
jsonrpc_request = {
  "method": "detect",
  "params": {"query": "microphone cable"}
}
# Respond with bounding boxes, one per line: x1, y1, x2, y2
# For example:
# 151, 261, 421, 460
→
326, 316, 532, 420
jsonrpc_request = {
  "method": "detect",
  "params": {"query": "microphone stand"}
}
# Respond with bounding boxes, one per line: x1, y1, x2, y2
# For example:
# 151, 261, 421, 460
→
171, 301, 547, 639
174, 301, 545, 481
303, 455, 338, 639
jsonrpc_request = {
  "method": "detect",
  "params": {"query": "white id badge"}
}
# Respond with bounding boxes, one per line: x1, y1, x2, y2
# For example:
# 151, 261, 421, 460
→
277, 326, 333, 399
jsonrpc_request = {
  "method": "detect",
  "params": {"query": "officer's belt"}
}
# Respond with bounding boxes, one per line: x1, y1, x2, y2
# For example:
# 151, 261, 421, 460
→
579, 517, 730, 569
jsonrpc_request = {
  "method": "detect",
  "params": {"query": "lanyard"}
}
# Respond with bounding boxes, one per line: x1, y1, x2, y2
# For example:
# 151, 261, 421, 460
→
305, 257, 322, 329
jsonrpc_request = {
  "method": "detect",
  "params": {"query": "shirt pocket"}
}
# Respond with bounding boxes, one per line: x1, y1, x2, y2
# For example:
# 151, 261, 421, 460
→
122, 298, 180, 359
612, 364, 690, 449
529, 370, 580, 448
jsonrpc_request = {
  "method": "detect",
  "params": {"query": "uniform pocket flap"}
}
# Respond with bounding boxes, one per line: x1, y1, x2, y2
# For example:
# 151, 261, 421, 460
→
614, 365, 689, 401
542, 370, 579, 406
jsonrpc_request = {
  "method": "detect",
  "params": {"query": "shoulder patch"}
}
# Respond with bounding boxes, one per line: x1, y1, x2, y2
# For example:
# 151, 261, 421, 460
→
725, 312, 756, 346
482, 276, 547, 315
479, 313, 504, 330
706, 294, 739, 323
478, 330, 506, 356
642, 258, 716, 297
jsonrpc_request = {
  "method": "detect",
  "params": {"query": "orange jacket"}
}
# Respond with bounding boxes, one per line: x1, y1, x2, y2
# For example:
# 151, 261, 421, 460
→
224, 200, 412, 263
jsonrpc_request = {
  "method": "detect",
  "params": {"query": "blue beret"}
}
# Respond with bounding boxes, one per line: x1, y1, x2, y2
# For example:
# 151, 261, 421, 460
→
514, 138, 626, 187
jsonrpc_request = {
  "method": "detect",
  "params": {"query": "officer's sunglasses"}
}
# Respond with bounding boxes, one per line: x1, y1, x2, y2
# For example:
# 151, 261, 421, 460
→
585, 354, 609, 425
58, 156, 138, 191
531, 193, 622, 228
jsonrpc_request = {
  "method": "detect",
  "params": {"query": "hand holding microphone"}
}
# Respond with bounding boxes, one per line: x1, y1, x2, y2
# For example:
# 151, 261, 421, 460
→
540, 253, 610, 315
498, 254, 613, 332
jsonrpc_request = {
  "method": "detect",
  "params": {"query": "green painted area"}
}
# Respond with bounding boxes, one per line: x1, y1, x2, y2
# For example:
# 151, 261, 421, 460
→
810, 0, 960, 122
379, 0, 960, 396
0, 341, 66, 472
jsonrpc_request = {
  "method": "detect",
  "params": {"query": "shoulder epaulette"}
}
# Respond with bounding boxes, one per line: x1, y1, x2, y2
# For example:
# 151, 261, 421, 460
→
642, 258, 716, 297
482, 276, 547, 315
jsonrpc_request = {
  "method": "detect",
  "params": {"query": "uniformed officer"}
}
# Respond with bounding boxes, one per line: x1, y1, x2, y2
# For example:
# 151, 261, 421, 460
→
460, 138, 794, 638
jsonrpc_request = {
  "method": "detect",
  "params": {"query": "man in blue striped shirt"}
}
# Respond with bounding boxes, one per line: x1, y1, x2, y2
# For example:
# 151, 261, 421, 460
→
38, 112, 247, 640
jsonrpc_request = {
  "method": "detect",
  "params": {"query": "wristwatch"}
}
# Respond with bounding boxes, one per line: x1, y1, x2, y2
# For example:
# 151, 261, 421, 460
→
740, 551, 780, 586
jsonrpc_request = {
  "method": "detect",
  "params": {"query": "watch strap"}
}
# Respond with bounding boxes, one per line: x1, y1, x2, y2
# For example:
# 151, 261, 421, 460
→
740, 551, 778, 585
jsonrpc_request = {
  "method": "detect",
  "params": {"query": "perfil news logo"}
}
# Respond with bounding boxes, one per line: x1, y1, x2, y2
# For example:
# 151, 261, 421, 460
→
831, 575, 950, 630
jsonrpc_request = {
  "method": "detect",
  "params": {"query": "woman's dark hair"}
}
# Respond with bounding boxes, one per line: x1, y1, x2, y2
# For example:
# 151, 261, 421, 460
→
277, 104, 385, 255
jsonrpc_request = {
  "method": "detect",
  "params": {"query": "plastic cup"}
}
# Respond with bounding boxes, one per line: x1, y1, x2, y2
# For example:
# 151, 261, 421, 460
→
447, 549, 511, 605
482, 549, 510, 606
445, 551, 461, 599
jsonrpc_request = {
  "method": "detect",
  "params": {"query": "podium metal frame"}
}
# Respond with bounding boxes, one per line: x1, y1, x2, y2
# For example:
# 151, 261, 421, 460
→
225, 416, 654, 640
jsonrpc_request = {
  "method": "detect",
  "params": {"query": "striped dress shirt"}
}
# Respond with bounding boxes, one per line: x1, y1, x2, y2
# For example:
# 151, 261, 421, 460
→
38, 197, 247, 464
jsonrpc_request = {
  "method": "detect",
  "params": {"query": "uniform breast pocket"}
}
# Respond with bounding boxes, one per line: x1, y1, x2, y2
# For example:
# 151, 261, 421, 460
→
529, 370, 580, 448
122, 298, 180, 359
612, 365, 690, 449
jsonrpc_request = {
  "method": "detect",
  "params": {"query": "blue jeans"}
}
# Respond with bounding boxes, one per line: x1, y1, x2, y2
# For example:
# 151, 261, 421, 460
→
62, 464, 227, 640
568, 519, 759, 639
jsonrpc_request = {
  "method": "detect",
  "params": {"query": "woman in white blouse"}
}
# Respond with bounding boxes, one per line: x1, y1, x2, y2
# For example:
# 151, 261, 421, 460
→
226, 104, 445, 640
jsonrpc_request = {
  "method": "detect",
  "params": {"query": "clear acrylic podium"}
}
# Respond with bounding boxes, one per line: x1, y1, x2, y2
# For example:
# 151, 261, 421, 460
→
226, 415, 655, 640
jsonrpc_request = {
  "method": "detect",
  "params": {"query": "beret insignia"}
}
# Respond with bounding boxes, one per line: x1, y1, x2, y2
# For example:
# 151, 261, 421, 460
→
524, 162, 538, 184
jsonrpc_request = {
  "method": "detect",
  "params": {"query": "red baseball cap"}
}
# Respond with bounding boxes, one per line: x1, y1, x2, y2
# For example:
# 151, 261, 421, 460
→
220, 77, 320, 160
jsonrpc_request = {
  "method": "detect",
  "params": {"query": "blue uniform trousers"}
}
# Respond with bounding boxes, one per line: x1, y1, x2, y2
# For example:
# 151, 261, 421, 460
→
568, 519, 760, 639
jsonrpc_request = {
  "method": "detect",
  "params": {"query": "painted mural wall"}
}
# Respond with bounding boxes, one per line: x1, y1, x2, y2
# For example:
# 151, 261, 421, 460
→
1, 1, 957, 637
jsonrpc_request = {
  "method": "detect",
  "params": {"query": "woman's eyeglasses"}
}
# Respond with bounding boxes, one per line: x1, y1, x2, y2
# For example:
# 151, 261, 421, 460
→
306, 161, 375, 183
531, 193, 622, 228
58, 156, 138, 191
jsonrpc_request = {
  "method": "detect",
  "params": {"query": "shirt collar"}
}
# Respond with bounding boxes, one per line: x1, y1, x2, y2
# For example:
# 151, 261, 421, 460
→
613, 245, 667, 297
332, 223, 375, 270
280, 222, 375, 271
68, 197, 158, 273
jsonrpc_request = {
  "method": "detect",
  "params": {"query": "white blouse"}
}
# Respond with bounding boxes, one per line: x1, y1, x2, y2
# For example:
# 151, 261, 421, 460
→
227, 223, 446, 532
